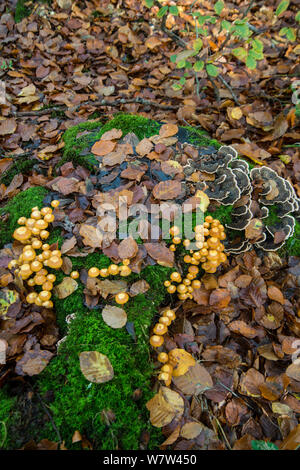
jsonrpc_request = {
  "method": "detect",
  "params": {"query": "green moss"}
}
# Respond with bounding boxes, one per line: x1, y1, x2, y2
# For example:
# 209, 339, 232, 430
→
284, 220, 300, 257
36, 263, 170, 450
0, 157, 36, 186
180, 125, 219, 148
14, 0, 31, 22
0, 186, 49, 248
205, 205, 233, 226
0, 387, 17, 449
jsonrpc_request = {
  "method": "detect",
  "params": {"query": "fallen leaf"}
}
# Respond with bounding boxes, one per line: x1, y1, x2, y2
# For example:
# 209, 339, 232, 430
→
168, 348, 196, 377
79, 351, 114, 383
53, 277, 78, 299
118, 237, 138, 259
180, 421, 204, 439
152, 180, 182, 200
172, 362, 213, 395
267, 286, 285, 305
91, 140, 116, 156
102, 305, 127, 329
159, 123, 178, 138
146, 386, 184, 427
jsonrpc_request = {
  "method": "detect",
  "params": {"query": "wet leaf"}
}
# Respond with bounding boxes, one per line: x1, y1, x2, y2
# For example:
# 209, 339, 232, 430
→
54, 277, 78, 299
79, 351, 114, 383
168, 348, 196, 377
102, 305, 127, 329
172, 362, 213, 395
146, 386, 184, 427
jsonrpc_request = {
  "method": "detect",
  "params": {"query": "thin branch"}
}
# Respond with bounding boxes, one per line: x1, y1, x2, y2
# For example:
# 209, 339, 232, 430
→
218, 74, 240, 105
14, 97, 178, 117
35, 391, 62, 446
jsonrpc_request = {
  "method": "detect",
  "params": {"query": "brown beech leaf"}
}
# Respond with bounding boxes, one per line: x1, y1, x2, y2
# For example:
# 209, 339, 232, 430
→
280, 424, 300, 450
161, 425, 181, 446
15, 349, 54, 376
79, 351, 114, 383
79, 224, 102, 248
228, 320, 259, 339
61, 236, 77, 254
118, 237, 138, 259
152, 180, 182, 200
239, 368, 265, 397
180, 421, 204, 439
192, 287, 210, 306
209, 289, 231, 309
285, 363, 300, 382
146, 386, 184, 428
172, 362, 213, 395
100, 128, 123, 140
53, 277, 78, 299
129, 279, 150, 296
168, 348, 196, 377
96, 279, 127, 299
159, 123, 178, 138
136, 138, 153, 156
0, 118, 17, 136
267, 286, 285, 305
102, 305, 127, 329
144, 242, 174, 267
91, 140, 116, 156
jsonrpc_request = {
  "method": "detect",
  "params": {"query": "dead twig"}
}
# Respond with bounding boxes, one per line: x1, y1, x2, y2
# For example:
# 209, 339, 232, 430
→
14, 97, 178, 117
218, 74, 240, 105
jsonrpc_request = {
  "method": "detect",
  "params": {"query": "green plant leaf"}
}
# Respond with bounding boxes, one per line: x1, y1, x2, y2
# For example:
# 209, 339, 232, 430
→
193, 60, 205, 71
185, 61, 193, 69
157, 6, 168, 18
179, 77, 186, 85
246, 53, 256, 69
251, 440, 279, 451
232, 47, 247, 60
233, 20, 251, 39
176, 59, 186, 69
252, 38, 264, 52
206, 64, 219, 77
170, 54, 177, 63
275, 0, 290, 17
214, 0, 225, 15
193, 38, 203, 52
144, 0, 154, 7
175, 49, 197, 62
169, 5, 179, 15
296, 11, 300, 23
172, 82, 183, 91
221, 19, 232, 31
279, 26, 296, 41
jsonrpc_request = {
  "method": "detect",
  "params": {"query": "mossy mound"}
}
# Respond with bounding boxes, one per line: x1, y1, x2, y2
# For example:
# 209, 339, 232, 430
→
0, 186, 49, 248
0, 113, 299, 450
36, 263, 170, 450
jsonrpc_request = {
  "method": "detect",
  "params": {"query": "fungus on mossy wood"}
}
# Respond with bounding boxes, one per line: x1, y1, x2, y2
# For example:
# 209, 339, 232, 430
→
1, 114, 300, 451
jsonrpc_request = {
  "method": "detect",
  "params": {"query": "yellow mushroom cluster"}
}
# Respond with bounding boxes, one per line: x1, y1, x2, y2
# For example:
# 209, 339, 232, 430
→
88, 259, 132, 305
8, 200, 62, 309
165, 216, 227, 300
149, 308, 176, 386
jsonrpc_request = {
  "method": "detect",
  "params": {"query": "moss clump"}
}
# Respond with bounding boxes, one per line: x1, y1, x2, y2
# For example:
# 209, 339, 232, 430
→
14, 0, 31, 22
59, 113, 219, 171
284, 220, 300, 257
0, 186, 49, 248
36, 263, 170, 450
0, 157, 36, 186
0, 387, 17, 449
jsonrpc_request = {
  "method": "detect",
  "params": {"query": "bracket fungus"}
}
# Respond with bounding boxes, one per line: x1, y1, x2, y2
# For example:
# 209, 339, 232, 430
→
182, 144, 300, 254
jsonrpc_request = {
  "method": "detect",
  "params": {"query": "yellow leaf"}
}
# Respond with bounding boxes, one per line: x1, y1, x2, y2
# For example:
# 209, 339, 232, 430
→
146, 386, 184, 427
79, 351, 114, 384
231, 107, 243, 120
168, 348, 196, 377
